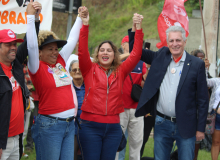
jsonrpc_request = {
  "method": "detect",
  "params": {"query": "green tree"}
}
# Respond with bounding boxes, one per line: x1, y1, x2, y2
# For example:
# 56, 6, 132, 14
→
186, 0, 204, 10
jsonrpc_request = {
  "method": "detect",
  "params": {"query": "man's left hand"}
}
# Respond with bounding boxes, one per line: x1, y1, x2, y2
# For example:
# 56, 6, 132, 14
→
196, 131, 204, 141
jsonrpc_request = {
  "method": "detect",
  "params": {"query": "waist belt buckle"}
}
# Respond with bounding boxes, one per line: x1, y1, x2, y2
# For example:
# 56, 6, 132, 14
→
171, 117, 175, 122
66, 118, 70, 122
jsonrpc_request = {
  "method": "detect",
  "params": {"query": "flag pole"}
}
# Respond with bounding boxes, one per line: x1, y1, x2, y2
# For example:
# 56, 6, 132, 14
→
199, 0, 208, 58
66, 0, 74, 39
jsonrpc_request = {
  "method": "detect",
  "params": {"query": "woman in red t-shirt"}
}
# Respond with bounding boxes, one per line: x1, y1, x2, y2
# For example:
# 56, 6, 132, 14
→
26, 6, 88, 160
77, 13, 144, 160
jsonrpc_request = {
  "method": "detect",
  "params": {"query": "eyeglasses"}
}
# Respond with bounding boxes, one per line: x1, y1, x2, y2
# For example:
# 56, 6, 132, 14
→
71, 68, 81, 73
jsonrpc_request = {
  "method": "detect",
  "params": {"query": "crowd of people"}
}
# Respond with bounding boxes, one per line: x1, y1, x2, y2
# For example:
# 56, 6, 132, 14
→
0, 1, 220, 160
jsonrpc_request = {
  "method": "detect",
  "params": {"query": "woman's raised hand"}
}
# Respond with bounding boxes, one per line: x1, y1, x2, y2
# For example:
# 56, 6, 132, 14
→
78, 6, 89, 25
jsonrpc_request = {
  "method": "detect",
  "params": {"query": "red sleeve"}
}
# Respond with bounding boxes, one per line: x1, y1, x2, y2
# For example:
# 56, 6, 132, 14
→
120, 29, 144, 79
142, 62, 147, 75
78, 25, 93, 77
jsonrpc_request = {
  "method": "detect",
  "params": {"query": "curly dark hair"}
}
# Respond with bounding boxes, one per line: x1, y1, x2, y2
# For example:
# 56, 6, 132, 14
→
38, 30, 59, 49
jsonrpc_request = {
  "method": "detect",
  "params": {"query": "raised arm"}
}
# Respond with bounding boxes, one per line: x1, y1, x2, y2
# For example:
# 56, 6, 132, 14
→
26, 2, 39, 74
59, 7, 88, 63
16, 1, 41, 64
121, 13, 144, 76
78, 12, 93, 77
128, 17, 158, 64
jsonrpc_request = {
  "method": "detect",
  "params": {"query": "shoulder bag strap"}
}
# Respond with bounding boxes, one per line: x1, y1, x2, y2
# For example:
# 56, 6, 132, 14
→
128, 74, 133, 85
215, 101, 220, 113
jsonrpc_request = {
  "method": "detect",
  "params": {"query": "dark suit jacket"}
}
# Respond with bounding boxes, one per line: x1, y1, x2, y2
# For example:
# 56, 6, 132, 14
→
128, 29, 209, 139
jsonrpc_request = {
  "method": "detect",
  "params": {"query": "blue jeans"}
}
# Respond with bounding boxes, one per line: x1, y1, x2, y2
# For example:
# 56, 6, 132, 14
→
118, 129, 128, 160
31, 114, 75, 160
154, 115, 196, 160
78, 120, 122, 160
75, 115, 81, 135
215, 113, 220, 130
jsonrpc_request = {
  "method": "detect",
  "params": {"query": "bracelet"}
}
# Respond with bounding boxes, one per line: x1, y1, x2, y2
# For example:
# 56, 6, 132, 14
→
35, 18, 39, 21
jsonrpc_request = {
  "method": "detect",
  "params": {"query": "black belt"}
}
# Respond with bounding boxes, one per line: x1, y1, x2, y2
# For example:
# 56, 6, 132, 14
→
42, 115, 81, 129
42, 114, 75, 122
157, 111, 176, 123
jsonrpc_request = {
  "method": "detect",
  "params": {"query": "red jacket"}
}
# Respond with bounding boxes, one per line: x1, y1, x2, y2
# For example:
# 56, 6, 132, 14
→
78, 25, 143, 116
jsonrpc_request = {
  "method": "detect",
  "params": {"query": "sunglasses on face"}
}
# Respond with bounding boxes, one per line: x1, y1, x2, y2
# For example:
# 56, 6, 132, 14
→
71, 68, 81, 73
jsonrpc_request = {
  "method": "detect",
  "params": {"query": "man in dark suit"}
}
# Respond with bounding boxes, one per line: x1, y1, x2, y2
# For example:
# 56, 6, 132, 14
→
128, 19, 209, 160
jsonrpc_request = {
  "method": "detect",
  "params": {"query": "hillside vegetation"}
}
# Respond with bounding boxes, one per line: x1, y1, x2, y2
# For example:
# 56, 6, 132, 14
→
50, 0, 201, 53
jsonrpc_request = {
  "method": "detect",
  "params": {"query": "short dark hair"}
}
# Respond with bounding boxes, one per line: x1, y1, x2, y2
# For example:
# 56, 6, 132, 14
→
191, 49, 205, 57
0, 43, 2, 48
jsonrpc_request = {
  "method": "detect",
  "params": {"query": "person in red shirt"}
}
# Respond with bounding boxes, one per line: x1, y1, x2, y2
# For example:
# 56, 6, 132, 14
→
116, 36, 147, 160
77, 12, 144, 160
0, 2, 41, 160
0, 36, 25, 160
26, 3, 87, 160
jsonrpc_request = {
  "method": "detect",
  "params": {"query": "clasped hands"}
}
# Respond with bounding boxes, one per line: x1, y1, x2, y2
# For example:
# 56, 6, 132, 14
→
132, 13, 143, 31
79, 6, 89, 25
26, 0, 42, 18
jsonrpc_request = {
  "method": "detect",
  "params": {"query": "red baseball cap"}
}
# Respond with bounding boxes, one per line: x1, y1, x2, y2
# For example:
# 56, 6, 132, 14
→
121, 35, 129, 45
0, 29, 24, 43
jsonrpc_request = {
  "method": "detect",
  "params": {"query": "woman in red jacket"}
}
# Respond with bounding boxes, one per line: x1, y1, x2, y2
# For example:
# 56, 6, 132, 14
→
77, 13, 144, 160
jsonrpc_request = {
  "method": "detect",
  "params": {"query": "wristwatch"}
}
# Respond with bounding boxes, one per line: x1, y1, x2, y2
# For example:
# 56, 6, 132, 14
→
35, 18, 40, 22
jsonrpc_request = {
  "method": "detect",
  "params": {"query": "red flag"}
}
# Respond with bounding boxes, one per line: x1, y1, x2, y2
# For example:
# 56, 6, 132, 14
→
156, 0, 189, 49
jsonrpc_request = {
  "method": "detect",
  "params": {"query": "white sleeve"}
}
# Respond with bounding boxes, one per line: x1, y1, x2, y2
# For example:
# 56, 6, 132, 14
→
27, 15, 39, 74
207, 78, 220, 88
213, 86, 220, 109
59, 17, 82, 63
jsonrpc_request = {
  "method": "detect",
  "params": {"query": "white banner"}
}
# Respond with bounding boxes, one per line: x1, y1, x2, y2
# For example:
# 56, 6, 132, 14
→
0, 0, 53, 34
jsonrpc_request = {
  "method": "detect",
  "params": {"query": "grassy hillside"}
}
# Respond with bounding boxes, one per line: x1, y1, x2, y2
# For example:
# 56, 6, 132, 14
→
52, 0, 163, 53
18, 0, 198, 53
87, 1, 163, 52
52, 0, 198, 53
